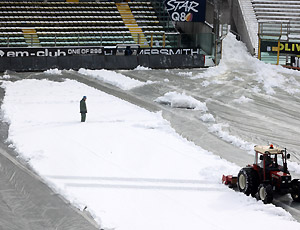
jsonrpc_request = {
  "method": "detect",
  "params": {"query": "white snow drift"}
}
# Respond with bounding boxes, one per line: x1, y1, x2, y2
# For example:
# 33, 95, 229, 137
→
78, 68, 151, 90
155, 91, 208, 111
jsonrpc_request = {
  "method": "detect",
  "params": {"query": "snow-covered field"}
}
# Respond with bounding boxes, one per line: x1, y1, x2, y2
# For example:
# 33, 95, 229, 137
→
0, 79, 299, 229
1, 33, 300, 229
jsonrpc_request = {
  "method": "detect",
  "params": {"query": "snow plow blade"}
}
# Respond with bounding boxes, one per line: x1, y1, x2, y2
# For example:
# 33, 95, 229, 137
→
222, 175, 237, 187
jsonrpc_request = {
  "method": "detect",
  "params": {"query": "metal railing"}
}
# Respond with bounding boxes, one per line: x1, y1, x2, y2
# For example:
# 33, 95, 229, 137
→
0, 32, 214, 51
257, 21, 300, 66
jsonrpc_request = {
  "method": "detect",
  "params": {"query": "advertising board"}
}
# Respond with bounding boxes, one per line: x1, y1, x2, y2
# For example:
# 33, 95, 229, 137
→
164, 0, 206, 22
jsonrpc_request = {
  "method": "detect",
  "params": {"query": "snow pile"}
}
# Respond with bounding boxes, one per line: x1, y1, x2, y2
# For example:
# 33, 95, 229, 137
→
289, 162, 300, 175
194, 33, 300, 95
155, 91, 208, 111
78, 68, 146, 90
201, 80, 210, 87
2, 79, 300, 230
134, 65, 152, 70
233, 76, 245, 82
0, 74, 11, 79
208, 123, 255, 153
233, 96, 253, 104
44, 68, 62, 75
201, 79, 223, 87
199, 113, 215, 122
177, 72, 193, 77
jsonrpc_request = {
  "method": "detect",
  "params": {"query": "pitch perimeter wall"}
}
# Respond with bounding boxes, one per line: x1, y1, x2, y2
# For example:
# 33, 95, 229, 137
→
0, 47, 205, 72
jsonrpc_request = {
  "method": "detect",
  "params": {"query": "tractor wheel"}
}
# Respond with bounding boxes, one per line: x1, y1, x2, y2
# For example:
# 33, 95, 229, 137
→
237, 168, 258, 196
291, 180, 300, 202
258, 184, 273, 204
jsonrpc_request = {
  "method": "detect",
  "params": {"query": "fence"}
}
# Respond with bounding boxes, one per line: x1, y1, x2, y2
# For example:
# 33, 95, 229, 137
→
0, 32, 214, 54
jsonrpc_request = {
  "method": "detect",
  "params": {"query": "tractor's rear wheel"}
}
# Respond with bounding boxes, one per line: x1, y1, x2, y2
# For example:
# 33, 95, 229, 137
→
237, 168, 258, 196
258, 184, 273, 204
291, 180, 300, 202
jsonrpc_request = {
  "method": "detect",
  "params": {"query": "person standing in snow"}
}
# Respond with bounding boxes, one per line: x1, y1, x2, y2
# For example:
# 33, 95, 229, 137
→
80, 96, 87, 122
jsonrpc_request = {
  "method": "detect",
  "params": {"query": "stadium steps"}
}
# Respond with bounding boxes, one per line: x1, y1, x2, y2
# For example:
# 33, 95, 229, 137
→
22, 28, 41, 47
116, 2, 149, 47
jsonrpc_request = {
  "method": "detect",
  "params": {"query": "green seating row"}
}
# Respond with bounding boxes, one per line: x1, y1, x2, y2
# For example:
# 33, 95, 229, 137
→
0, 21, 124, 26
0, 11, 121, 16
0, 15, 122, 20
0, 36, 24, 41
0, 41, 27, 47
0, 2, 116, 6
39, 36, 134, 42
1, 6, 118, 10
37, 31, 132, 35
40, 40, 135, 46
35, 26, 129, 31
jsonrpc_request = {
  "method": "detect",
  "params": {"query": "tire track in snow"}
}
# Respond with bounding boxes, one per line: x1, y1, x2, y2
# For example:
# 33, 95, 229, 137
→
47, 175, 223, 192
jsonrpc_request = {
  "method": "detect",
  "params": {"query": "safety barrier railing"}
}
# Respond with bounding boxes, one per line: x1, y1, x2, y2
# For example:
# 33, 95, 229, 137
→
0, 32, 213, 51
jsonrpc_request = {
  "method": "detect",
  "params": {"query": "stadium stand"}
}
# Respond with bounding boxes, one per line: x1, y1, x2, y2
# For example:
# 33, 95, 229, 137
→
252, 0, 300, 42
0, 0, 178, 48
250, 0, 300, 64
129, 0, 178, 48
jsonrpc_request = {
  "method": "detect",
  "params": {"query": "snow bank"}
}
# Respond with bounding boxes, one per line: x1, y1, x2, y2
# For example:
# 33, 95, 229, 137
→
288, 161, 300, 175
155, 91, 207, 111
194, 33, 300, 95
233, 96, 253, 104
208, 123, 255, 153
0, 74, 11, 79
199, 113, 215, 122
78, 68, 146, 90
134, 65, 152, 70
44, 68, 62, 75
2, 79, 299, 230
177, 71, 193, 77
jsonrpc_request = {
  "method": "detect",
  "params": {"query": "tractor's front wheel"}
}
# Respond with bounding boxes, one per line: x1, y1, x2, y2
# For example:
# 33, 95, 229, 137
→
237, 168, 258, 196
258, 184, 273, 204
291, 180, 300, 202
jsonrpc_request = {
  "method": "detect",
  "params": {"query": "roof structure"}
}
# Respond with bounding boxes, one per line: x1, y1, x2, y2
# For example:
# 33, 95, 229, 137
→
254, 145, 284, 154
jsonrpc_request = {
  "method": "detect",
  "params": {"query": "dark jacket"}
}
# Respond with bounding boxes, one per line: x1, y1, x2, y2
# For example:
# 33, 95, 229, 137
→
80, 99, 87, 113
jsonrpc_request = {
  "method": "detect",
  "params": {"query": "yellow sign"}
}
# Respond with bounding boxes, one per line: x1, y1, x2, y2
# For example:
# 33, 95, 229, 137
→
277, 43, 300, 53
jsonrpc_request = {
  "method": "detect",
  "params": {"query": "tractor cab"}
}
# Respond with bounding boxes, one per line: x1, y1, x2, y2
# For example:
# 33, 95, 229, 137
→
253, 145, 292, 195
253, 145, 290, 177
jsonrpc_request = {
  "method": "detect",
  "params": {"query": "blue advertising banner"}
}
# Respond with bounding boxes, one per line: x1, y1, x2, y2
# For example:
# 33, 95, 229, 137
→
164, 0, 206, 22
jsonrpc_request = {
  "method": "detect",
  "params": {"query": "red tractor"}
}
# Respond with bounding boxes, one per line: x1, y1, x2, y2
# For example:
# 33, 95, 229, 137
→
222, 145, 300, 204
